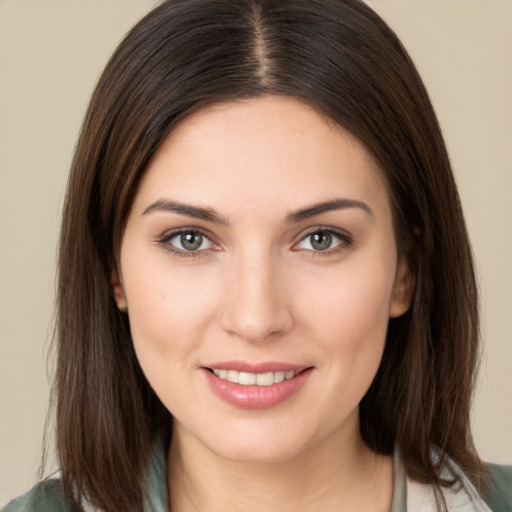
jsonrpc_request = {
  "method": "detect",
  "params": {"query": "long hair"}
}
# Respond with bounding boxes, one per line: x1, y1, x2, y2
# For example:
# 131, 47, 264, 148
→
55, 0, 483, 509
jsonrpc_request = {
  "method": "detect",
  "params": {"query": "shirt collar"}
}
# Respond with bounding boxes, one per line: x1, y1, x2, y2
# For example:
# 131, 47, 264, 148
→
142, 440, 490, 512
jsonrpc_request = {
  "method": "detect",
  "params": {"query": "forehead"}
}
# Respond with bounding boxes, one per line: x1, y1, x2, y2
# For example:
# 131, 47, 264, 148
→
133, 96, 390, 220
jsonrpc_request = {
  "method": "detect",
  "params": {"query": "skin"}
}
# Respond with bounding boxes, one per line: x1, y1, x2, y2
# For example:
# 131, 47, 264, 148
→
113, 96, 412, 511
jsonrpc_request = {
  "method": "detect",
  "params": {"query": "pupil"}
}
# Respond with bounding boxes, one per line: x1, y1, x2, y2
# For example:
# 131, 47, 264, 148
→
181, 232, 202, 250
311, 232, 332, 251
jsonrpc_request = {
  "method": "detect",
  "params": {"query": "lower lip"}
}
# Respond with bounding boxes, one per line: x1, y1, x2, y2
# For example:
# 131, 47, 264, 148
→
202, 368, 313, 409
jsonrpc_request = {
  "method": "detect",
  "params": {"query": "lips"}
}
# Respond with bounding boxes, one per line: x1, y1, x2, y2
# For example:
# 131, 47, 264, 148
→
202, 362, 313, 409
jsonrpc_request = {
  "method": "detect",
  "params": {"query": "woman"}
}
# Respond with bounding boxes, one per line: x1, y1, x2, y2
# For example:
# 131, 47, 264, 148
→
4, 0, 511, 511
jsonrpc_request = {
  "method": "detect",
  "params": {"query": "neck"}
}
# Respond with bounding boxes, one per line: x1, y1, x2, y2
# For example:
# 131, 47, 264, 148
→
167, 417, 393, 512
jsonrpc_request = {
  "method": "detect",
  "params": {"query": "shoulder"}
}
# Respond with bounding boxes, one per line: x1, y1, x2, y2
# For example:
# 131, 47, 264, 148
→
483, 463, 512, 511
2, 479, 79, 512
400, 450, 512, 512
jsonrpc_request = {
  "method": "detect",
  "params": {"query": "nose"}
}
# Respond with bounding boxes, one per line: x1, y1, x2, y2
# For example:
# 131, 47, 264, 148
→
221, 251, 294, 343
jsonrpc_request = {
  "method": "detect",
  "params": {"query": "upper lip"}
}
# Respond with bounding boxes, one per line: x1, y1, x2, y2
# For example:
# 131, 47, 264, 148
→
203, 361, 311, 373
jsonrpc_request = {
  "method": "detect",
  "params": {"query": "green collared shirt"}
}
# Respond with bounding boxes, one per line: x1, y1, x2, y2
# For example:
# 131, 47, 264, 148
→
3, 442, 511, 511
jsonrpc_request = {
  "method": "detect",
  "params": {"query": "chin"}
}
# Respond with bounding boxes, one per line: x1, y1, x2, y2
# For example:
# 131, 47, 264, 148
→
191, 418, 322, 465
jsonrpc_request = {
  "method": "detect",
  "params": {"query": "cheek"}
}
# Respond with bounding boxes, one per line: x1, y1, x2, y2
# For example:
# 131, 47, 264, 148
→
301, 264, 394, 346
309, 272, 394, 414
293, 249, 396, 398
121, 256, 220, 370
122, 260, 225, 417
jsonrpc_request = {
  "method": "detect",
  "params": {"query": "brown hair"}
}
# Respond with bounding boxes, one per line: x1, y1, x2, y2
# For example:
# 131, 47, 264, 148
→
54, 0, 484, 509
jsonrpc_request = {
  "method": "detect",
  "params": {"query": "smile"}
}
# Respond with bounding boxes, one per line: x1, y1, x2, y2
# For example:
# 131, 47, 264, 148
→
210, 369, 299, 386
203, 365, 313, 409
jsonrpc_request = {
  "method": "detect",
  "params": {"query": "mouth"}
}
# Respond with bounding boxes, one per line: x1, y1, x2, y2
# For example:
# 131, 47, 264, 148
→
202, 364, 313, 409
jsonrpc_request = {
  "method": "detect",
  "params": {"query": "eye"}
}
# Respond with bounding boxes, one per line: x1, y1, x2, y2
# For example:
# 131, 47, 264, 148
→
162, 229, 214, 253
294, 229, 351, 253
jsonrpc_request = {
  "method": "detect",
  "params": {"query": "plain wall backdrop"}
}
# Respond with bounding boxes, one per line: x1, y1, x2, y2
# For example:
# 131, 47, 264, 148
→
1, 0, 511, 504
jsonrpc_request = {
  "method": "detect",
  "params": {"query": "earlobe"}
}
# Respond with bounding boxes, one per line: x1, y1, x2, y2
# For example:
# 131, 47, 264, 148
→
111, 268, 128, 312
389, 255, 414, 318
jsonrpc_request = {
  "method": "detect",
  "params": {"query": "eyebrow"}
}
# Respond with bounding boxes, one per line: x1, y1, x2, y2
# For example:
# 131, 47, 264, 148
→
142, 199, 229, 225
142, 197, 372, 224
286, 198, 372, 223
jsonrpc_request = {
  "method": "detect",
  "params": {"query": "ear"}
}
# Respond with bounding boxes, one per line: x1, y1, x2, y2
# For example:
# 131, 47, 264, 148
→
389, 254, 414, 318
111, 268, 127, 312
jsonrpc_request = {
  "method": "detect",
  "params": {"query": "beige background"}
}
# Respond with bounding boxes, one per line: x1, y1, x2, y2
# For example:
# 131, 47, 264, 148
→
0, 0, 511, 504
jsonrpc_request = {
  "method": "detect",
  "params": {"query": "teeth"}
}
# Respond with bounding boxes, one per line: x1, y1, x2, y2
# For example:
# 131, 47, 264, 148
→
239, 372, 256, 385
274, 371, 285, 383
227, 370, 239, 384
211, 369, 299, 386
256, 372, 273, 386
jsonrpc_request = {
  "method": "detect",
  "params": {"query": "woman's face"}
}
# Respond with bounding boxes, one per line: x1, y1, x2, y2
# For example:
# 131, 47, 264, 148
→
115, 96, 410, 463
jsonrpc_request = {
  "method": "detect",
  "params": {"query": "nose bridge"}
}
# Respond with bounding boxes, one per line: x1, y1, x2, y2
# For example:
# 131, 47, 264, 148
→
222, 246, 292, 342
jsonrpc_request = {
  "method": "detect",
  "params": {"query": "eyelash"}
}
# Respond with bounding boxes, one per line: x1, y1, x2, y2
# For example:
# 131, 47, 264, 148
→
157, 228, 216, 259
293, 227, 353, 257
156, 227, 353, 259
